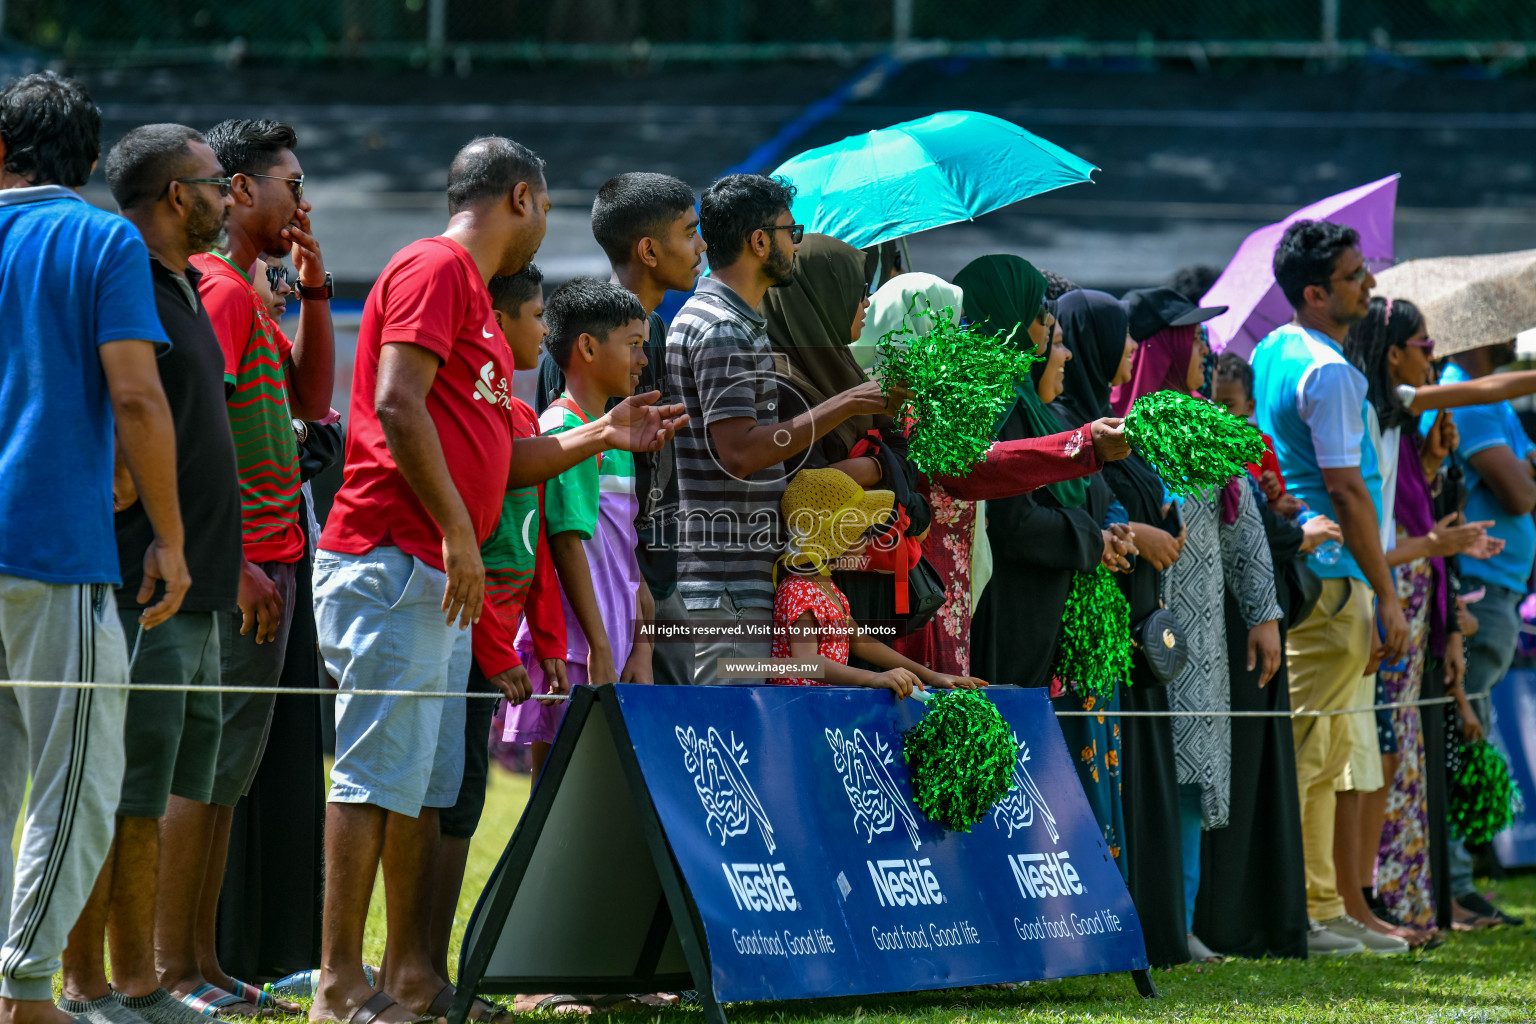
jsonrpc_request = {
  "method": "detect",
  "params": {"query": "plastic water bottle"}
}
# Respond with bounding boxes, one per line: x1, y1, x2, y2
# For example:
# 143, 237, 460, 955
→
1298, 509, 1341, 566
266, 965, 376, 999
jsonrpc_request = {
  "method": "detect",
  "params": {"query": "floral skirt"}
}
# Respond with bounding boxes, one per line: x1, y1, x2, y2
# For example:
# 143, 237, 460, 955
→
1375, 555, 1434, 928
894, 482, 977, 677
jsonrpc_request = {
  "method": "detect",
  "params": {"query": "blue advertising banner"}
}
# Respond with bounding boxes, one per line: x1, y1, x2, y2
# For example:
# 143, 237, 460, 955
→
610, 684, 1148, 1002
1492, 668, 1536, 868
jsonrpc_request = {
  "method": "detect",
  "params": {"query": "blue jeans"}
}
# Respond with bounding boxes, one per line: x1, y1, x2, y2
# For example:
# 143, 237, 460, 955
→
1448, 581, 1522, 897
314, 546, 471, 818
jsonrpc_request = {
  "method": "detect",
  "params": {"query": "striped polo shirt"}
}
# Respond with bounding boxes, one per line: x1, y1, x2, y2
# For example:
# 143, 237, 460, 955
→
666, 276, 792, 612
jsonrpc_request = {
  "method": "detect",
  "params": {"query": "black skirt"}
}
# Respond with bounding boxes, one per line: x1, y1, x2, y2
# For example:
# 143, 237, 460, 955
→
1118, 668, 1189, 966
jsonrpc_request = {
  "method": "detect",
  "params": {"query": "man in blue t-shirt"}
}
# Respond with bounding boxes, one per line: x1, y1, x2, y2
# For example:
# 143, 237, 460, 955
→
1252, 219, 1409, 957
0, 72, 188, 1022
1423, 340, 1535, 926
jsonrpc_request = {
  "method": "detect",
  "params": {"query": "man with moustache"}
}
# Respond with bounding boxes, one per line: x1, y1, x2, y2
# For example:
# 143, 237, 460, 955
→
160, 118, 333, 1017
665, 173, 897, 683
57, 124, 244, 1024
310, 137, 686, 1024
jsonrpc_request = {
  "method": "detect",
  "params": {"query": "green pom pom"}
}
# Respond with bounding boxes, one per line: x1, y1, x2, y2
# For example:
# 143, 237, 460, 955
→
1124, 390, 1267, 496
872, 298, 1037, 477
1053, 566, 1133, 698
1448, 739, 1524, 845
902, 689, 1017, 832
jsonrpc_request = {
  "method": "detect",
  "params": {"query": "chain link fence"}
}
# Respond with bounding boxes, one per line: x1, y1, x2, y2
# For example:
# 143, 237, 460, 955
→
2, 0, 1533, 66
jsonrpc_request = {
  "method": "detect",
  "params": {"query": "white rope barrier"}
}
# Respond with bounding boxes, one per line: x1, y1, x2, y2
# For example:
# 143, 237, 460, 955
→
0, 680, 1472, 717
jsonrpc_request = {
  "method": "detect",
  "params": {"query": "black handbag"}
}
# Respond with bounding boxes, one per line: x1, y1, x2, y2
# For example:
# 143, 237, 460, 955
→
900, 555, 947, 635
1131, 604, 1189, 685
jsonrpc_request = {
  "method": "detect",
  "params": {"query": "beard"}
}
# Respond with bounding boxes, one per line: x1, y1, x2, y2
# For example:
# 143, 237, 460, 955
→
764, 236, 796, 287
185, 192, 228, 254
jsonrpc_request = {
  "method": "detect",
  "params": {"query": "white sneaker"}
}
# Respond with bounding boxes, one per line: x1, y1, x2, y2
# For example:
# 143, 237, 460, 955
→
1187, 932, 1223, 961
1307, 918, 1366, 956
1319, 914, 1410, 955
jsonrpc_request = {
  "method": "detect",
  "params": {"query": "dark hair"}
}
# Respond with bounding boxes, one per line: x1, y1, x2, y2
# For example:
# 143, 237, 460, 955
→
1169, 264, 1220, 304
591, 172, 695, 266
1215, 351, 1255, 402
204, 119, 297, 177
1343, 295, 1427, 431
104, 123, 205, 211
1042, 269, 1079, 301
699, 173, 796, 271
447, 136, 546, 215
1273, 219, 1361, 310
0, 71, 101, 188
487, 263, 544, 316
544, 277, 646, 371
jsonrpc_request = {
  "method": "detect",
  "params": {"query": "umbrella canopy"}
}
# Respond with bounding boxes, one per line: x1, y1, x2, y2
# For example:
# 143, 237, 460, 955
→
769, 110, 1097, 251
1202, 174, 1400, 359
1374, 249, 1536, 357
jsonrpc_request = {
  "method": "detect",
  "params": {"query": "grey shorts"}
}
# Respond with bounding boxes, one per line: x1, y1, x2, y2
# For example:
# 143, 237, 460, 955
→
118, 609, 223, 817
211, 559, 297, 807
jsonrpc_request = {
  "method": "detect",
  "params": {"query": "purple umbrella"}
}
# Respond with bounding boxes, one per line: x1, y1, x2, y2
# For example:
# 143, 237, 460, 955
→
1203, 174, 1400, 359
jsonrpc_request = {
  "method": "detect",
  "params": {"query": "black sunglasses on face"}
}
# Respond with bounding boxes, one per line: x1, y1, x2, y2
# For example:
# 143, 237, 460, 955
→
168, 176, 233, 197
759, 223, 805, 245
266, 263, 291, 290
245, 172, 305, 200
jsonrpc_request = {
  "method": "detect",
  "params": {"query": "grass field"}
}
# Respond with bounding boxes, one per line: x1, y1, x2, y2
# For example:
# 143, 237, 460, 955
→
16, 765, 1536, 1022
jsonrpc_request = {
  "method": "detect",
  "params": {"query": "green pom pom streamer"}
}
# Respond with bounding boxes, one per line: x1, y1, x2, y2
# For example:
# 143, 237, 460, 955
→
1124, 390, 1267, 497
1053, 566, 1133, 698
872, 298, 1038, 477
902, 688, 1017, 833
1448, 739, 1524, 845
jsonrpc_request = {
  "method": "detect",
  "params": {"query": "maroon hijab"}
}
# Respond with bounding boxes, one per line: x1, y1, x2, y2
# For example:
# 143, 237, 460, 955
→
1109, 324, 1197, 416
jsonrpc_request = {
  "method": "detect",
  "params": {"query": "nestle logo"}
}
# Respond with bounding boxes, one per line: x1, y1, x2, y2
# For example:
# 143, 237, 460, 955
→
867, 858, 945, 907
1008, 851, 1085, 899
722, 862, 799, 912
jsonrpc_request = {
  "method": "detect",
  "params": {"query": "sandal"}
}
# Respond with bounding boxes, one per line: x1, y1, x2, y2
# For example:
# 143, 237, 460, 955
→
422, 985, 516, 1024
346, 992, 430, 1024
178, 983, 270, 1019
228, 980, 300, 1014
510, 995, 590, 1015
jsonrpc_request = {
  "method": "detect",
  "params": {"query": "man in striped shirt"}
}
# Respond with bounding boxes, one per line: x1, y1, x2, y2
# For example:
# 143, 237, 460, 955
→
666, 174, 900, 683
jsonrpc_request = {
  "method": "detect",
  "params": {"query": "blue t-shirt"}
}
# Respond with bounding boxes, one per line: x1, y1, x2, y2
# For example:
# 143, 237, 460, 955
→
0, 187, 169, 584
1424, 363, 1536, 593
1253, 322, 1383, 583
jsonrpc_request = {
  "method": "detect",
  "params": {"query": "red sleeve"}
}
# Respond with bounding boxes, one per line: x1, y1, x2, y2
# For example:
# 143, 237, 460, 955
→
525, 485, 568, 663
377, 245, 468, 362
1260, 435, 1286, 490
930, 424, 1101, 501
471, 601, 524, 680
197, 270, 255, 380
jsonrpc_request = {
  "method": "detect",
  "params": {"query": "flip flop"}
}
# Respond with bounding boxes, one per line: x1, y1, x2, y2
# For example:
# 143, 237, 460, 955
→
345, 992, 431, 1024
178, 983, 268, 1018
510, 995, 589, 1015
228, 981, 300, 1014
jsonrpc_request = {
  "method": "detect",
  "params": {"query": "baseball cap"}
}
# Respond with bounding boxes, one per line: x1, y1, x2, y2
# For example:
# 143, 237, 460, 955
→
1122, 286, 1229, 342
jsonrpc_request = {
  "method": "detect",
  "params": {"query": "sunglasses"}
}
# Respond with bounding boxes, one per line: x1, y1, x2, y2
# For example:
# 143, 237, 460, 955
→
266, 263, 291, 290
168, 176, 232, 197
1331, 264, 1369, 285
245, 172, 305, 200
1406, 337, 1436, 356
758, 223, 805, 245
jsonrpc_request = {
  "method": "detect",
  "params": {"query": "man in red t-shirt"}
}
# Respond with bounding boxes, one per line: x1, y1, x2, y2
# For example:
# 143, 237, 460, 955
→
152, 118, 335, 1020
310, 137, 688, 1024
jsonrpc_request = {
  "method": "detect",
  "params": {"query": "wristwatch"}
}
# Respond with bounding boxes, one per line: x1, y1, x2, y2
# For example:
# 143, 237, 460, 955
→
297, 272, 333, 301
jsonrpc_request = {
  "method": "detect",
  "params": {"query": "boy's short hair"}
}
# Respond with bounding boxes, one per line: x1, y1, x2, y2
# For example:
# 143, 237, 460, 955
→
1273, 219, 1360, 310
1215, 351, 1254, 401
1168, 264, 1221, 304
487, 263, 543, 316
544, 277, 646, 371
591, 173, 696, 266
699, 173, 796, 271
205, 118, 297, 176
0, 71, 101, 188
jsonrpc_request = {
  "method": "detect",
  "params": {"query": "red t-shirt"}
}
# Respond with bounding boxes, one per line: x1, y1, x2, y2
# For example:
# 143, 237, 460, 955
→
1245, 431, 1288, 493
321, 237, 514, 569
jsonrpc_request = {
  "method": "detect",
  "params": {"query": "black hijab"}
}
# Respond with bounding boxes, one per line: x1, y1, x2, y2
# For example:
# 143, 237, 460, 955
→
1053, 289, 1128, 425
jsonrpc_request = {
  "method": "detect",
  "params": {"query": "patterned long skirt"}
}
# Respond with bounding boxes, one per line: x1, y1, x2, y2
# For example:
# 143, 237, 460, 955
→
894, 482, 978, 677
1375, 555, 1435, 928
1052, 687, 1127, 880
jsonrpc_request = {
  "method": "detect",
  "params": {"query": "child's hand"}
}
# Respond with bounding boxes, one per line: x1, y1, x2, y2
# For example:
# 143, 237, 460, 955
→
1272, 492, 1303, 518
587, 645, 618, 686
541, 658, 569, 695
872, 668, 921, 699
489, 665, 533, 705
620, 646, 654, 685
925, 672, 986, 690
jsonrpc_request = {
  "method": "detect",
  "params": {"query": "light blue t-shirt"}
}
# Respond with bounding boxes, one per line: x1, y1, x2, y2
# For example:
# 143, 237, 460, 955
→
1424, 362, 1536, 593
0, 186, 169, 584
1252, 322, 1383, 583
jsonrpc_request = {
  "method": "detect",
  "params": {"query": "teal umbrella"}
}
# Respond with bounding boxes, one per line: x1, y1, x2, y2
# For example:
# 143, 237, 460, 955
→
769, 110, 1097, 251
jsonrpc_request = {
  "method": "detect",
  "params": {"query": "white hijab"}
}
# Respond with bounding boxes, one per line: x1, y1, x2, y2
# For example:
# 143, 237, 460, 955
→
852, 272, 965, 371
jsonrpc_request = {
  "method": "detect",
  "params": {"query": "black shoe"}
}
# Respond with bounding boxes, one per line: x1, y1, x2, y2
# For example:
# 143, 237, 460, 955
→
1363, 889, 1406, 928
1457, 892, 1525, 927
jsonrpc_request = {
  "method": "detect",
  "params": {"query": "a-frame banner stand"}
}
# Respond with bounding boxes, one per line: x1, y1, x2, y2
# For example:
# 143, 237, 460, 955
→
453, 685, 1153, 1024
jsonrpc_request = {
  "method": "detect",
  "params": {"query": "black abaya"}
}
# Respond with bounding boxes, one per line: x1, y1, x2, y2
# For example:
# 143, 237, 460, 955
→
970, 407, 1105, 689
